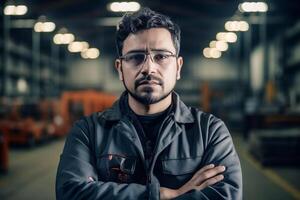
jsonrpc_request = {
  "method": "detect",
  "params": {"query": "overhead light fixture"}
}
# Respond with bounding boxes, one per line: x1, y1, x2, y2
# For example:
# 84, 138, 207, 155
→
238, 2, 268, 13
216, 32, 227, 41
203, 47, 222, 59
68, 41, 89, 53
34, 21, 56, 32
225, 21, 249, 32
210, 48, 222, 58
203, 48, 212, 58
4, 5, 28, 15
225, 32, 238, 43
216, 32, 237, 43
53, 33, 75, 44
17, 78, 28, 93
81, 48, 100, 59
239, 21, 249, 31
108, 2, 141, 12
209, 40, 217, 48
215, 41, 228, 52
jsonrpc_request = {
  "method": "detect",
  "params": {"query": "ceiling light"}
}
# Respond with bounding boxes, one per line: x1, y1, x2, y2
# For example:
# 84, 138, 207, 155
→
68, 42, 83, 53
68, 41, 89, 53
256, 2, 268, 12
4, 5, 28, 15
239, 2, 268, 13
34, 22, 43, 32
225, 21, 249, 32
203, 48, 222, 59
4, 5, 15, 15
34, 21, 56, 32
203, 48, 211, 58
64, 33, 75, 44
86, 48, 100, 59
81, 51, 89, 59
209, 41, 217, 48
225, 21, 239, 31
225, 32, 237, 43
216, 32, 227, 41
17, 78, 28, 93
53, 34, 63, 44
210, 48, 222, 58
81, 42, 89, 51
217, 32, 237, 43
15, 5, 28, 15
215, 41, 228, 51
43, 22, 56, 32
239, 21, 249, 31
108, 2, 141, 12
81, 48, 100, 59
53, 33, 75, 44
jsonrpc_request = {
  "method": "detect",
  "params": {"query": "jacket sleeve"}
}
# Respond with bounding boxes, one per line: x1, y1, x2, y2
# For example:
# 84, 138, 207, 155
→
55, 117, 160, 200
175, 115, 243, 200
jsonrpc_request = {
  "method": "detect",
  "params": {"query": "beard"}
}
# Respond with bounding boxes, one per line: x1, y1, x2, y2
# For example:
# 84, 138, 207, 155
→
122, 74, 174, 105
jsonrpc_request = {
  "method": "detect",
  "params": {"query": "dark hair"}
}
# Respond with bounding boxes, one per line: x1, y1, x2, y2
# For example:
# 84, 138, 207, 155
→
116, 7, 181, 56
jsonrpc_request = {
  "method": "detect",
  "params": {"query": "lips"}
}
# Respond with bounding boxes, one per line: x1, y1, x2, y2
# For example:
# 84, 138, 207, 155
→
139, 80, 159, 85
134, 75, 163, 89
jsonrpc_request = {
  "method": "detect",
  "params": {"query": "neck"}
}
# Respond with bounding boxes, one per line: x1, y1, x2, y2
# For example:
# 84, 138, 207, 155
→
128, 94, 172, 116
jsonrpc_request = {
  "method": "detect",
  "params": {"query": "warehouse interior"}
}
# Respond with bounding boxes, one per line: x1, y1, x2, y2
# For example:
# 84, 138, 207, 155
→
0, 0, 300, 199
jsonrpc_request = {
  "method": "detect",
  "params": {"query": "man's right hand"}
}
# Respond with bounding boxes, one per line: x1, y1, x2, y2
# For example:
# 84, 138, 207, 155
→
160, 164, 225, 200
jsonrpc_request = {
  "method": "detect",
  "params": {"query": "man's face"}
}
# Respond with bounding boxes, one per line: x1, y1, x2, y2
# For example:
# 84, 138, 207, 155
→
115, 28, 183, 105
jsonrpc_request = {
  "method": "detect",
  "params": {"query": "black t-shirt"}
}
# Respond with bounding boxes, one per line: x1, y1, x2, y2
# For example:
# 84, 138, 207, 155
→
135, 105, 172, 159
120, 95, 173, 161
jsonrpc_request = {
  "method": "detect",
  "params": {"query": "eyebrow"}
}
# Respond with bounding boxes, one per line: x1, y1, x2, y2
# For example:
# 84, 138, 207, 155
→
124, 48, 175, 54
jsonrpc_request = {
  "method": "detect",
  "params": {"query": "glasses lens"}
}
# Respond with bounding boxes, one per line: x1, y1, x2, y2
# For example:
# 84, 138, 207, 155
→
153, 53, 167, 62
125, 53, 146, 66
153, 52, 173, 64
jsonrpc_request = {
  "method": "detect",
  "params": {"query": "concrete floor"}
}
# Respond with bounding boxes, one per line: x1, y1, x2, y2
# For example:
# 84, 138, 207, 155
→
233, 135, 300, 200
0, 135, 300, 200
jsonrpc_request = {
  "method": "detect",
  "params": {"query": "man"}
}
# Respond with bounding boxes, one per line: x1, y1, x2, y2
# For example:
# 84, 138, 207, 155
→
56, 7, 242, 200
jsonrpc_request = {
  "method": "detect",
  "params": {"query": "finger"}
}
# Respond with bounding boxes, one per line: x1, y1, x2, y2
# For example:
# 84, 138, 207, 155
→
191, 164, 215, 180
194, 166, 225, 184
196, 174, 224, 190
194, 164, 215, 177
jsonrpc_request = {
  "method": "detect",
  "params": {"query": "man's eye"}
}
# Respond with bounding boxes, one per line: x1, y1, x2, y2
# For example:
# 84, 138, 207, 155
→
154, 53, 168, 61
126, 54, 145, 65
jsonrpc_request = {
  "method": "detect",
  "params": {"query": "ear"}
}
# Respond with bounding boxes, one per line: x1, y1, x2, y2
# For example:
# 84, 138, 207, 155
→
176, 56, 183, 80
115, 59, 123, 81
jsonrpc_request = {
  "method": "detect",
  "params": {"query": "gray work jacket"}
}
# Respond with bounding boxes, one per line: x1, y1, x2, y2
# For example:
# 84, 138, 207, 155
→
56, 92, 242, 199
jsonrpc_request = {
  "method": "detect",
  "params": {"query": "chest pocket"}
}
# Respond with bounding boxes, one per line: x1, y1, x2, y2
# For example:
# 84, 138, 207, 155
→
159, 156, 203, 188
97, 154, 137, 183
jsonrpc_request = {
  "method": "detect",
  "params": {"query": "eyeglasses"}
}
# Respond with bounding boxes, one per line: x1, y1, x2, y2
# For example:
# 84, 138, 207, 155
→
119, 50, 177, 67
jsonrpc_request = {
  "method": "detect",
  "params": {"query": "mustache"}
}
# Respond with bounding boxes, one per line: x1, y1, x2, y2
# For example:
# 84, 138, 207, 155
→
134, 75, 163, 89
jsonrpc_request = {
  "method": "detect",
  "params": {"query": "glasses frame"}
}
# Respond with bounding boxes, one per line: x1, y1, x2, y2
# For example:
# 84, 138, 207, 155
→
119, 50, 178, 67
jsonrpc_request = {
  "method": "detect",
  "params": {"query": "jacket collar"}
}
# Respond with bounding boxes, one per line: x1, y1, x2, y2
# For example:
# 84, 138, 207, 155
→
172, 92, 194, 123
98, 91, 194, 124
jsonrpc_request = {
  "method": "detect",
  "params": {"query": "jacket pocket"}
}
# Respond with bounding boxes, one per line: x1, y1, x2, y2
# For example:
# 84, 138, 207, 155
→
159, 156, 203, 188
162, 156, 203, 175
97, 154, 137, 183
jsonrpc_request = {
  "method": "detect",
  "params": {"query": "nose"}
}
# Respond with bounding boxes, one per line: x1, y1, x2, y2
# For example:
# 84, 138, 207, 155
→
140, 54, 156, 76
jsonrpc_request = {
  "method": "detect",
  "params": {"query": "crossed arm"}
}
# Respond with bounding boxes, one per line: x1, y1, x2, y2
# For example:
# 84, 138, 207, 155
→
160, 164, 226, 199
56, 118, 242, 200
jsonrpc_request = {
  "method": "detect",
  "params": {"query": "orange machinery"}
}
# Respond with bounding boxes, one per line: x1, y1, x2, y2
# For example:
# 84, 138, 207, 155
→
0, 100, 61, 147
0, 90, 116, 147
4, 102, 49, 146
37, 99, 67, 138
60, 90, 117, 133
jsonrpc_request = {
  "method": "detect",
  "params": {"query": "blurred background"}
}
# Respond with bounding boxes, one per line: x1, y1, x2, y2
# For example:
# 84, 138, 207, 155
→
0, 0, 300, 199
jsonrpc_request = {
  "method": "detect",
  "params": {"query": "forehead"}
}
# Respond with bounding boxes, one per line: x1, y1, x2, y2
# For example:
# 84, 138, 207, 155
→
122, 28, 175, 54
